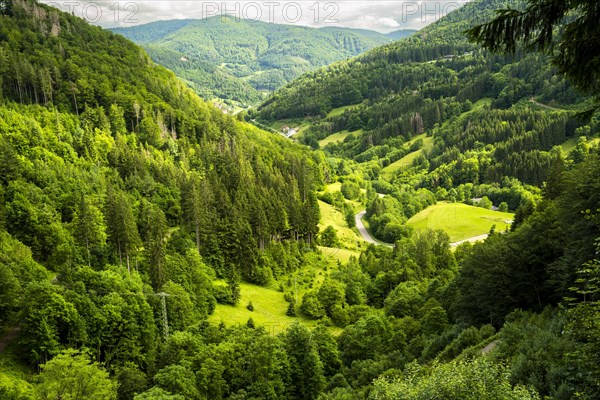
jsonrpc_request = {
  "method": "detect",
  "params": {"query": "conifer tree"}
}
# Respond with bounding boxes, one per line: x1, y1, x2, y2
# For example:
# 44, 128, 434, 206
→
467, 0, 600, 116
72, 194, 106, 267
105, 187, 141, 272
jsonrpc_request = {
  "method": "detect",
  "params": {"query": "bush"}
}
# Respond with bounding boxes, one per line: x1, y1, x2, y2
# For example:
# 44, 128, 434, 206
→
345, 207, 356, 228
246, 301, 254, 312
341, 181, 361, 200
320, 226, 340, 247
371, 358, 540, 399
499, 202, 509, 212
286, 300, 296, 316
479, 196, 493, 209
300, 291, 325, 319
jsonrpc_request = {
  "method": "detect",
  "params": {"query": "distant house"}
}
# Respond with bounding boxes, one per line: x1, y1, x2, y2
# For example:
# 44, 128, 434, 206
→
281, 126, 298, 137
471, 197, 499, 211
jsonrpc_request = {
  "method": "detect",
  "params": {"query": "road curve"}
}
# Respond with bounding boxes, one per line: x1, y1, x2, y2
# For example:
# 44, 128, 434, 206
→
450, 234, 489, 247
356, 210, 490, 248
355, 211, 378, 244
355, 211, 394, 248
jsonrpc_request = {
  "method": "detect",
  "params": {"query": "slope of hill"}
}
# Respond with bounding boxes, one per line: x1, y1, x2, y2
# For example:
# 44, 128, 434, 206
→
407, 202, 514, 242
253, 0, 597, 243
385, 28, 418, 40
111, 17, 394, 105
0, 0, 324, 370
2, 1, 600, 399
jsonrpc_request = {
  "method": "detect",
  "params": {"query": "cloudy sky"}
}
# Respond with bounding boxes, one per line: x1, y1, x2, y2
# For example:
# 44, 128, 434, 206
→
41, 0, 469, 32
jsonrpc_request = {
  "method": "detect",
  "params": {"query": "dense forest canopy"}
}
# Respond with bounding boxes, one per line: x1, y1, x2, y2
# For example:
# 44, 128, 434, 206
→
252, 0, 597, 242
1, 0, 600, 399
111, 18, 413, 106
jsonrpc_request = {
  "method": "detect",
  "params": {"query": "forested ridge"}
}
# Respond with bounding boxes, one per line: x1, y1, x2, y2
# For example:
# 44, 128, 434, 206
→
1, 0, 600, 399
254, 0, 597, 244
111, 18, 408, 106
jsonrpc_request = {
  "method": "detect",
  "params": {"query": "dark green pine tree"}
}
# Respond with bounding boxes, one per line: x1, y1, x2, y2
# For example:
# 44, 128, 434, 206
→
105, 187, 141, 272
302, 191, 320, 245
72, 194, 106, 267
467, 0, 600, 116
181, 173, 211, 254
543, 151, 565, 200
284, 323, 325, 399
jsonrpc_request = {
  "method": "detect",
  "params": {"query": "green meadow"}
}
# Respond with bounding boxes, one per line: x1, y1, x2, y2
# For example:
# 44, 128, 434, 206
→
407, 202, 514, 242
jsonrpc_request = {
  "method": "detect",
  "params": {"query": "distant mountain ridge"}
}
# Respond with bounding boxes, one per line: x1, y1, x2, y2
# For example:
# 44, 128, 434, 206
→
111, 18, 414, 105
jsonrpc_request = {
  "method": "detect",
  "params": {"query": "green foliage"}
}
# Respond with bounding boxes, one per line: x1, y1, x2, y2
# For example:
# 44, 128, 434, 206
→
19, 281, 86, 365
320, 225, 340, 248
134, 387, 185, 400
370, 358, 539, 399
152, 365, 199, 399
456, 151, 600, 325
300, 290, 325, 319
479, 196, 493, 209
286, 300, 297, 317
0, 231, 47, 326
35, 349, 117, 400
467, 0, 600, 115
318, 279, 347, 320
112, 17, 392, 105
340, 181, 360, 200
0, 372, 33, 400
115, 364, 148, 400
284, 323, 325, 399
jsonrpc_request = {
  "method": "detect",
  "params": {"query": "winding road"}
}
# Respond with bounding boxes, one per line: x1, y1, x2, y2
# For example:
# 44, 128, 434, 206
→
530, 97, 561, 111
355, 211, 378, 244
355, 211, 394, 247
355, 210, 490, 248
450, 234, 489, 247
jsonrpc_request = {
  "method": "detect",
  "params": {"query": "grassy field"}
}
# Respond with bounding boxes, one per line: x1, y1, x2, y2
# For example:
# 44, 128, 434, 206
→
319, 129, 362, 147
381, 134, 434, 180
208, 243, 358, 333
208, 282, 316, 333
318, 200, 364, 250
326, 103, 362, 118
407, 202, 514, 242
326, 182, 342, 192
319, 246, 360, 264
560, 135, 600, 154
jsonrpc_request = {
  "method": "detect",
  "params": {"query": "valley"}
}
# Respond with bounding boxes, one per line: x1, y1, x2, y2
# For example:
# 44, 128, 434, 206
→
112, 18, 414, 107
1, 0, 600, 399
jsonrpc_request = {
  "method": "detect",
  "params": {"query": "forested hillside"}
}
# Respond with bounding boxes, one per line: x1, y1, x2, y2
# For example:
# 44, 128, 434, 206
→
0, 1, 328, 397
2, 0, 600, 399
112, 18, 397, 105
254, 0, 597, 243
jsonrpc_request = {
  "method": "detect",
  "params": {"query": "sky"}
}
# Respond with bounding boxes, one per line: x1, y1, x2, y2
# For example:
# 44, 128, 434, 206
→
41, 0, 469, 32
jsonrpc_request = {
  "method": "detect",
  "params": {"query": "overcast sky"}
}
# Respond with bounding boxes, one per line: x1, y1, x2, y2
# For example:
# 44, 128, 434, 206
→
41, 0, 469, 32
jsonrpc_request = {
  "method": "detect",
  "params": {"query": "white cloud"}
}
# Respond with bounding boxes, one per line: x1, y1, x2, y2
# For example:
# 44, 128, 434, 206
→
351, 15, 400, 31
40, 0, 470, 33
